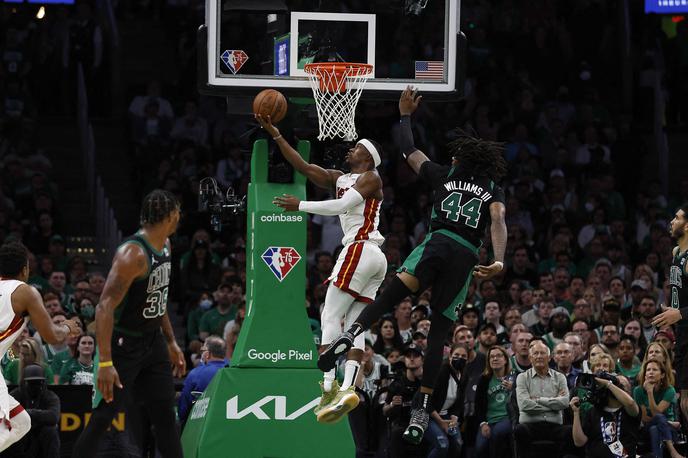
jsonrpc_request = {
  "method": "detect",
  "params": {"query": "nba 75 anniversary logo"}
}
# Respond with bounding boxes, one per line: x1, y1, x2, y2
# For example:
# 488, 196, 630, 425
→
262, 247, 301, 282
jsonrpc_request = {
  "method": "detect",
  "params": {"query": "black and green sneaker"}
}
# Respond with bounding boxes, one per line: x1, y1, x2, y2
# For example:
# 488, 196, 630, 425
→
403, 407, 429, 444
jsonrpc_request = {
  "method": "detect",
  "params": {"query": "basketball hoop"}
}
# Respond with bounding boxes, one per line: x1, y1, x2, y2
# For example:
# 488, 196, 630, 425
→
304, 63, 373, 141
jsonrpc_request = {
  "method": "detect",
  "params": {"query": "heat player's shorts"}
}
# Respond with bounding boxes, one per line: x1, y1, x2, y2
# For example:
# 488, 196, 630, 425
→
329, 241, 387, 303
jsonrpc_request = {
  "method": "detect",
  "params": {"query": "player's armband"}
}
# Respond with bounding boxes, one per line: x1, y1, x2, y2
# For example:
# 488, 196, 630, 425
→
399, 116, 417, 159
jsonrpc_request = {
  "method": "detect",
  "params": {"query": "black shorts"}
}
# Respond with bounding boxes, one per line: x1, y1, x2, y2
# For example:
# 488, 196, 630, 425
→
675, 327, 688, 390
93, 329, 175, 409
398, 229, 478, 320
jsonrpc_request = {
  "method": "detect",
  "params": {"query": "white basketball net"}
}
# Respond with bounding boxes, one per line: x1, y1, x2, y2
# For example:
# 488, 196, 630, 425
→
304, 63, 373, 141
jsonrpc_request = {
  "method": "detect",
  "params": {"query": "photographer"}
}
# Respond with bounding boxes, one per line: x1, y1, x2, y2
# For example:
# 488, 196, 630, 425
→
428, 344, 468, 458
383, 343, 426, 458
571, 373, 640, 458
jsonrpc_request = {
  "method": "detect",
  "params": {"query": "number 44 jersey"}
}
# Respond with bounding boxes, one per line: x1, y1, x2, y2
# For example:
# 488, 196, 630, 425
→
114, 233, 171, 335
420, 161, 505, 249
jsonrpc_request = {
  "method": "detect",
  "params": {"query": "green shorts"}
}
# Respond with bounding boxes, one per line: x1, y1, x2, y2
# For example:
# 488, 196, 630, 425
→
398, 229, 479, 320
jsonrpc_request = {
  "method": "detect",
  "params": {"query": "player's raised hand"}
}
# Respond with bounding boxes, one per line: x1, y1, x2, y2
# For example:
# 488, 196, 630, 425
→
652, 304, 683, 328
399, 86, 422, 116
473, 262, 504, 279
273, 194, 301, 212
255, 113, 281, 138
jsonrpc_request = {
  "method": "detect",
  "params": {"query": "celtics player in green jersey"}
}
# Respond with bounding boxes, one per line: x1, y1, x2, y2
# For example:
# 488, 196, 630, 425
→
319, 87, 509, 444
73, 190, 186, 458
653, 203, 688, 425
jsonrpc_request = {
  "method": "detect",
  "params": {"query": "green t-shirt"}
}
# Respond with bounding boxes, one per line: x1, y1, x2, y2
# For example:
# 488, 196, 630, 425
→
486, 376, 510, 424
199, 306, 236, 338
616, 361, 641, 382
3, 360, 54, 385
59, 358, 95, 385
633, 385, 676, 421
51, 349, 74, 377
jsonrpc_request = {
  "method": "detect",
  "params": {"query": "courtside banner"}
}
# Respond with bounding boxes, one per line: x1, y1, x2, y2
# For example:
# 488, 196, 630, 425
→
231, 139, 318, 368
181, 367, 355, 458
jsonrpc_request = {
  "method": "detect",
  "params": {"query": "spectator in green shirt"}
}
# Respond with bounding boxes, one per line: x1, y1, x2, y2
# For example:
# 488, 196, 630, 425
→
59, 334, 95, 385
475, 345, 514, 458
3, 337, 54, 385
615, 334, 641, 383
633, 358, 682, 458
199, 282, 241, 341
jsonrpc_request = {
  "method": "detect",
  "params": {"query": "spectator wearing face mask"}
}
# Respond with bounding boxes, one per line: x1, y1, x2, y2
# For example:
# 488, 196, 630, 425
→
186, 292, 213, 366
75, 298, 96, 331
5, 364, 60, 457
428, 344, 467, 458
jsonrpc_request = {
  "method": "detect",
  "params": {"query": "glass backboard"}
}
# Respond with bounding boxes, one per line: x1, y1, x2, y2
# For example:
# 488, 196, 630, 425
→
199, 0, 464, 98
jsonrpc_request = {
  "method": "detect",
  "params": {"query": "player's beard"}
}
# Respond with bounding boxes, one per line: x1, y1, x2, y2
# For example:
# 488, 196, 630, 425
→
672, 224, 685, 240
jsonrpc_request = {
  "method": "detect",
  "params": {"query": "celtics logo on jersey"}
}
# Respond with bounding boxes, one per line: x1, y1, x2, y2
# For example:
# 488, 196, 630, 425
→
142, 262, 171, 318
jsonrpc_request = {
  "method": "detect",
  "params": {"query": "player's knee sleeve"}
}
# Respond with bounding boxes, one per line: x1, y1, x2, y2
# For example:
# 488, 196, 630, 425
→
321, 284, 355, 344
345, 301, 367, 350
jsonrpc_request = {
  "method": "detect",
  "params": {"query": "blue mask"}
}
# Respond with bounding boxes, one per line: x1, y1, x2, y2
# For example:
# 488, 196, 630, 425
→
199, 299, 213, 310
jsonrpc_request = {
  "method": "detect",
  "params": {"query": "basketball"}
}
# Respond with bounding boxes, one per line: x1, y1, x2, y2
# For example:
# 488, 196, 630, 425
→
253, 89, 288, 123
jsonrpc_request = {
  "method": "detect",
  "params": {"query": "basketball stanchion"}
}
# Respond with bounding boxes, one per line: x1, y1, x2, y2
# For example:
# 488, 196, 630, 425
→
181, 140, 355, 458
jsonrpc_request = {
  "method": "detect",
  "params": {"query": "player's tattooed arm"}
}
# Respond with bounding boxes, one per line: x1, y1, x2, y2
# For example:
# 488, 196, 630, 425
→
96, 243, 147, 361
474, 202, 507, 280
12, 284, 80, 345
489, 202, 507, 264
255, 114, 342, 189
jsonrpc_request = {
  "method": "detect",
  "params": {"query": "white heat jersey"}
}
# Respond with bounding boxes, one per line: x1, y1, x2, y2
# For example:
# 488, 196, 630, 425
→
335, 173, 384, 246
0, 279, 28, 419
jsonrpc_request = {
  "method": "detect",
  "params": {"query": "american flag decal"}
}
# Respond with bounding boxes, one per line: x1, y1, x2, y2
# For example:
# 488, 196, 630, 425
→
414, 61, 444, 80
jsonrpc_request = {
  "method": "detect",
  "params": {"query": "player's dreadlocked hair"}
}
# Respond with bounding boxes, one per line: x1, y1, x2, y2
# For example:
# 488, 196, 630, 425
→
449, 131, 508, 182
140, 189, 180, 226
0, 241, 29, 277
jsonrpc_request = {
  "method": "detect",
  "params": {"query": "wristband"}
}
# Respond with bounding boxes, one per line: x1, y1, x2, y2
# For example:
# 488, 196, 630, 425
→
494, 261, 504, 270
273, 134, 282, 141
99, 360, 114, 368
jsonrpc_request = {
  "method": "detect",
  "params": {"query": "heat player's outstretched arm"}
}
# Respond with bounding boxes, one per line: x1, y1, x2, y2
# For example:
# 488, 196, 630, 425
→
12, 284, 79, 344
291, 171, 382, 216
255, 114, 342, 189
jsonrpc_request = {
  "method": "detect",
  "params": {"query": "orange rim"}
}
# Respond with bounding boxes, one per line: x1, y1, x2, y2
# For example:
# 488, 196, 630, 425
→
304, 62, 373, 93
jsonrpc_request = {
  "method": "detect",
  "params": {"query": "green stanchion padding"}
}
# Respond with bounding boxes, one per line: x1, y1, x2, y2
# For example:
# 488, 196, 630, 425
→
232, 139, 314, 369
181, 140, 355, 457
182, 368, 355, 458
